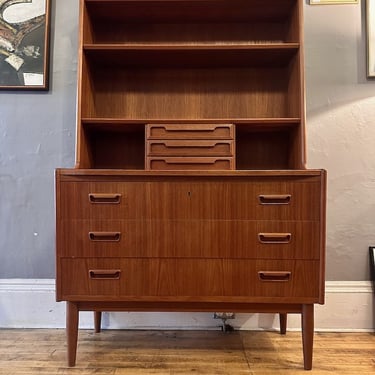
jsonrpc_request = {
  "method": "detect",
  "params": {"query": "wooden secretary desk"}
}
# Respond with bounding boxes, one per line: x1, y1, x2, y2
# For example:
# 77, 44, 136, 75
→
55, 0, 326, 370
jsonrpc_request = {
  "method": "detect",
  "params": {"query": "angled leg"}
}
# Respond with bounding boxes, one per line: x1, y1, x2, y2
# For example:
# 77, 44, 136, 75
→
66, 302, 79, 367
279, 313, 287, 335
94, 311, 102, 333
301, 304, 314, 371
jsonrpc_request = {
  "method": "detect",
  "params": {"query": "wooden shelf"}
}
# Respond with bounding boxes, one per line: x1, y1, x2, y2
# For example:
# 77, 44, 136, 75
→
83, 43, 299, 68
84, 0, 298, 23
81, 118, 301, 125
83, 0, 300, 45
80, 119, 302, 170
83, 43, 299, 49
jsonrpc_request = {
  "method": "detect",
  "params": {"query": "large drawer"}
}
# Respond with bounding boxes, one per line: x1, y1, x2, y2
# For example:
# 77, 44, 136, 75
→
58, 178, 322, 221
57, 258, 320, 302
59, 220, 320, 259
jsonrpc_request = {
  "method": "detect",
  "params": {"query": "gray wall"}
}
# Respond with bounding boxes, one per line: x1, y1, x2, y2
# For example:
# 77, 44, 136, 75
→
305, 1, 375, 280
0, 0, 78, 278
0, 1, 374, 280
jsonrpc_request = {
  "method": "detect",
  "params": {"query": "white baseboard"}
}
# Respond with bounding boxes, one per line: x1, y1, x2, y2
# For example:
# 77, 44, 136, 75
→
0, 280, 373, 331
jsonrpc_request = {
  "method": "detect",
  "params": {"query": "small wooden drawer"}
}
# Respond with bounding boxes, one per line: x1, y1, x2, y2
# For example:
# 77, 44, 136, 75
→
146, 140, 235, 157
146, 124, 234, 140
146, 157, 235, 170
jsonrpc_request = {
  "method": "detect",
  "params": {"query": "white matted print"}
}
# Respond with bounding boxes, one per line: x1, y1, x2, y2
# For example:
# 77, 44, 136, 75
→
368, 0, 375, 77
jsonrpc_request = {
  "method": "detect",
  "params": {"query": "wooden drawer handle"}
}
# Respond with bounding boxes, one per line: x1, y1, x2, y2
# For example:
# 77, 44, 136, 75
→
154, 141, 230, 148
164, 159, 219, 165
89, 232, 121, 242
155, 125, 222, 131
258, 194, 291, 205
89, 270, 121, 280
258, 233, 292, 244
258, 271, 291, 282
89, 193, 121, 204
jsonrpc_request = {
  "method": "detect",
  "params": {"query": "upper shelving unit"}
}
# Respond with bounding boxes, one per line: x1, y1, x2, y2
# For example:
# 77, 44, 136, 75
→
76, 0, 305, 170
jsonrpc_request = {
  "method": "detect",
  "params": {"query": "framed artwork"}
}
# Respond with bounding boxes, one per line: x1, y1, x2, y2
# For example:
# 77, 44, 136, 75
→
0, 0, 51, 90
368, 0, 375, 77
309, 0, 358, 4
370, 247, 375, 291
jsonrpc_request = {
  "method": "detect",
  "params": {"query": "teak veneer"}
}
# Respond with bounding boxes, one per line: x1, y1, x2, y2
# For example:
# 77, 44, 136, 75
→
56, 0, 326, 370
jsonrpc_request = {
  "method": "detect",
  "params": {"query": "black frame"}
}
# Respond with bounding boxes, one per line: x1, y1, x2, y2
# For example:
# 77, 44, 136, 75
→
369, 247, 375, 291
0, 0, 51, 90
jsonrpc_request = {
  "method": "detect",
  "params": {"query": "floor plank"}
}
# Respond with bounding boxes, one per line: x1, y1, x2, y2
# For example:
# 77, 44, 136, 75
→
0, 329, 374, 374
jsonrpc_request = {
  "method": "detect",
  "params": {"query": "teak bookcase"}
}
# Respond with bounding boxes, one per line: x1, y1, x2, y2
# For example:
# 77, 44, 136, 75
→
56, 0, 326, 370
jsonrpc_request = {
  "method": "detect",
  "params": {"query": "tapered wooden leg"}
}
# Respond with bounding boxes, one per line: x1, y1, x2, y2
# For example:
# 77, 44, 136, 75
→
94, 311, 102, 333
301, 304, 314, 370
66, 302, 79, 367
279, 313, 287, 335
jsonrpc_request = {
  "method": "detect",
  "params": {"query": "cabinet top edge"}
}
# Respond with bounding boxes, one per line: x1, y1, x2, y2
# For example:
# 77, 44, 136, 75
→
56, 169, 326, 177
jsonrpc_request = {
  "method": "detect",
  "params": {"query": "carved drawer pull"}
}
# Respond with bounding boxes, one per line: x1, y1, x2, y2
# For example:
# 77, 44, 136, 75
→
89, 270, 121, 280
258, 233, 292, 244
157, 140, 230, 148
89, 232, 121, 242
258, 271, 291, 282
258, 194, 291, 205
89, 193, 121, 204
164, 158, 218, 165
155, 124, 220, 132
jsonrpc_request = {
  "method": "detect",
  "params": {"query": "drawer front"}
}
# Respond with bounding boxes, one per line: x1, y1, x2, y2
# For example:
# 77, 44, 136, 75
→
59, 220, 145, 257
146, 157, 235, 170
143, 180, 322, 221
58, 220, 319, 259
58, 179, 322, 221
146, 124, 234, 140
143, 220, 319, 259
146, 140, 235, 157
58, 258, 320, 302
58, 182, 147, 220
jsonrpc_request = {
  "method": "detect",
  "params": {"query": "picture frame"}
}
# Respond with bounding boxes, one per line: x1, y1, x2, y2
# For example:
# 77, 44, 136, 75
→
367, 0, 375, 77
309, 0, 359, 4
370, 247, 375, 291
0, 0, 51, 90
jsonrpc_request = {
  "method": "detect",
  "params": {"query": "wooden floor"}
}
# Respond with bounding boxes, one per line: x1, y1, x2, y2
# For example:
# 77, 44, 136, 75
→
0, 329, 374, 374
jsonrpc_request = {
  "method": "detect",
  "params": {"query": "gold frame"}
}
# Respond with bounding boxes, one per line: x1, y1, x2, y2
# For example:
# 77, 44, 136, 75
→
310, 0, 359, 4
